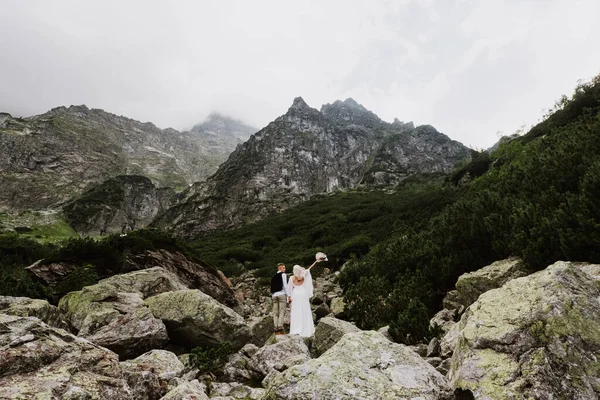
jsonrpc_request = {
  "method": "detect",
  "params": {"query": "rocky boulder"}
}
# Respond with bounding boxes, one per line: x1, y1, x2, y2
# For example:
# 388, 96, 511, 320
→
249, 335, 312, 379
449, 261, 600, 399
248, 315, 275, 347
264, 331, 452, 399
145, 289, 250, 351
312, 317, 361, 356
58, 267, 184, 358
0, 314, 132, 399
120, 350, 185, 399
123, 249, 238, 308
210, 382, 265, 399
0, 296, 68, 329
25, 259, 79, 287
161, 380, 209, 400
329, 297, 346, 319
444, 257, 528, 310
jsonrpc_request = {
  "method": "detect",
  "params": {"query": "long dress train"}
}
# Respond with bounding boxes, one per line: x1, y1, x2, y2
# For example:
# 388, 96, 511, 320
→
289, 272, 315, 337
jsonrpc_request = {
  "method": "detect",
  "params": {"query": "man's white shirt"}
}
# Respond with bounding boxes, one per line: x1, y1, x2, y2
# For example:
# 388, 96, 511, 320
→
272, 272, 291, 297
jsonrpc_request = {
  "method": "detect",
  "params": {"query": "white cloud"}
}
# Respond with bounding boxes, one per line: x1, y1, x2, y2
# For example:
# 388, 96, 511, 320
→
0, 0, 599, 149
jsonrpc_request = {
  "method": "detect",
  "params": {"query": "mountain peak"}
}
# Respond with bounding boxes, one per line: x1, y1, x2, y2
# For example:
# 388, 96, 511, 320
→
191, 112, 256, 140
320, 98, 382, 128
290, 96, 310, 110
342, 98, 366, 110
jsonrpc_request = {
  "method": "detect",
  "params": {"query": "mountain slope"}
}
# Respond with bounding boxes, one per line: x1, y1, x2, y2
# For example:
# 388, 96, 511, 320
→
153, 97, 471, 238
0, 106, 253, 213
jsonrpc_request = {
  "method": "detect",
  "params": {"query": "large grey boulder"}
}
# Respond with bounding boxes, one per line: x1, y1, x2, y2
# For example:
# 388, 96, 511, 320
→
0, 314, 132, 399
445, 257, 528, 310
449, 261, 600, 399
123, 249, 239, 308
160, 379, 209, 400
0, 295, 68, 329
58, 267, 182, 358
85, 307, 168, 359
329, 296, 346, 318
249, 335, 312, 379
25, 259, 79, 287
264, 331, 452, 399
121, 350, 185, 399
312, 317, 361, 356
210, 382, 265, 399
248, 314, 275, 347
145, 289, 250, 351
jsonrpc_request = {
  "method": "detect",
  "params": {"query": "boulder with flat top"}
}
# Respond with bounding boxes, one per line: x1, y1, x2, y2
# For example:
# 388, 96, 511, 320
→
144, 289, 251, 351
449, 261, 600, 399
263, 331, 452, 399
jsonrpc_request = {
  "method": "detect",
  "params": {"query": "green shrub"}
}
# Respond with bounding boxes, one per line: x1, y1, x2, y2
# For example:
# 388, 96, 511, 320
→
388, 299, 431, 345
189, 342, 233, 374
55, 264, 99, 296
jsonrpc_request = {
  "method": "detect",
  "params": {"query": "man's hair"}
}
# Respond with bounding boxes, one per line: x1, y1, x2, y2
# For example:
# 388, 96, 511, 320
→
277, 263, 285, 268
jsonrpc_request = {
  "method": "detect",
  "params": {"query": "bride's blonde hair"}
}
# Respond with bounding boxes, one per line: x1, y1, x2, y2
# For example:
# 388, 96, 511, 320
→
293, 264, 305, 280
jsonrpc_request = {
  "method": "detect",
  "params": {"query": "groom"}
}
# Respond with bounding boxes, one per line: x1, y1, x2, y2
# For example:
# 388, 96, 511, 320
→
270, 263, 290, 333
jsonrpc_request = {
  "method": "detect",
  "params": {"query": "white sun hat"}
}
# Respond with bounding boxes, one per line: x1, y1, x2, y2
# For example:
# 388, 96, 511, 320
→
315, 252, 328, 261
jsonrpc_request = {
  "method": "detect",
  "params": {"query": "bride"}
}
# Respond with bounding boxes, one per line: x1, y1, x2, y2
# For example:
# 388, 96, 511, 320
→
288, 259, 323, 337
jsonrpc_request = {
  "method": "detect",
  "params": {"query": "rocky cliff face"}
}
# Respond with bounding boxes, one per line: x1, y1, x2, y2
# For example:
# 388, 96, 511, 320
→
191, 112, 256, 154
0, 107, 254, 212
62, 175, 175, 236
153, 98, 471, 238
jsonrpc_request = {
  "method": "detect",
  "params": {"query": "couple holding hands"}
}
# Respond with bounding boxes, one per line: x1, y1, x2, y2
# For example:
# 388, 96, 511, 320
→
270, 253, 328, 337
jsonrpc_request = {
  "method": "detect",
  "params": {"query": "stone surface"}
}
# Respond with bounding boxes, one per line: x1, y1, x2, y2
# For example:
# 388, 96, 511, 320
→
123, 249, 239, 308
161, 379, 209, 400
58, 267, 182, 358
329, 296, 347, 319
248, 314, 275, 347
440, 322, 460, 359
83, 306, 169, 359
122, 350, 185, 380
426, 337, 441, 358
249, 335, 312, 378
430, 308, 457, 334
220, 352, 261, 384
449, 257, 529, 309
210, 382, 265, 400
264, 331, 452, 399
312, 317, 361, 357
376, 325, 393, 341
0, 295, 68, 329
145, 289, 250, 351
25, 259, 80, 287
313, 303, 330, 320
449, 261, 600, 399
0, 314, 132, 399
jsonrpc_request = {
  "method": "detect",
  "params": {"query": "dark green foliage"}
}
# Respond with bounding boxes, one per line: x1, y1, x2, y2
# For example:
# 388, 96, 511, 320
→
189, 342, 233, 374
55, 264, 99, 296
341, 75, 600, 344
191, 176, 459, 281
0, 228, 211, 302
389, 299, 430, 344
0, 234, 55, 300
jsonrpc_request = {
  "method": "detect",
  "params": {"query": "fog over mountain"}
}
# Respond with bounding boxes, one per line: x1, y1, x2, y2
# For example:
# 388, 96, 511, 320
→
1, 0, 599, 149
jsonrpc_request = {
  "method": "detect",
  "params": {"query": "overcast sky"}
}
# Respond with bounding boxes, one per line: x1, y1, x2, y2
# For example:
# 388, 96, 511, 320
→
1, 0, 599, 148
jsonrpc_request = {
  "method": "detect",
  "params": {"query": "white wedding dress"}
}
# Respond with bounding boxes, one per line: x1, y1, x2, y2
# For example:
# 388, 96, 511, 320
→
289, 271, 315, 337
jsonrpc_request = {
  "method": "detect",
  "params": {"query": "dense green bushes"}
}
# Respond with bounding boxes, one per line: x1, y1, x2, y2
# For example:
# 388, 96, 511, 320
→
340, 75, 600, 343
190, 176, 460, 279
0, 228, 211, 301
